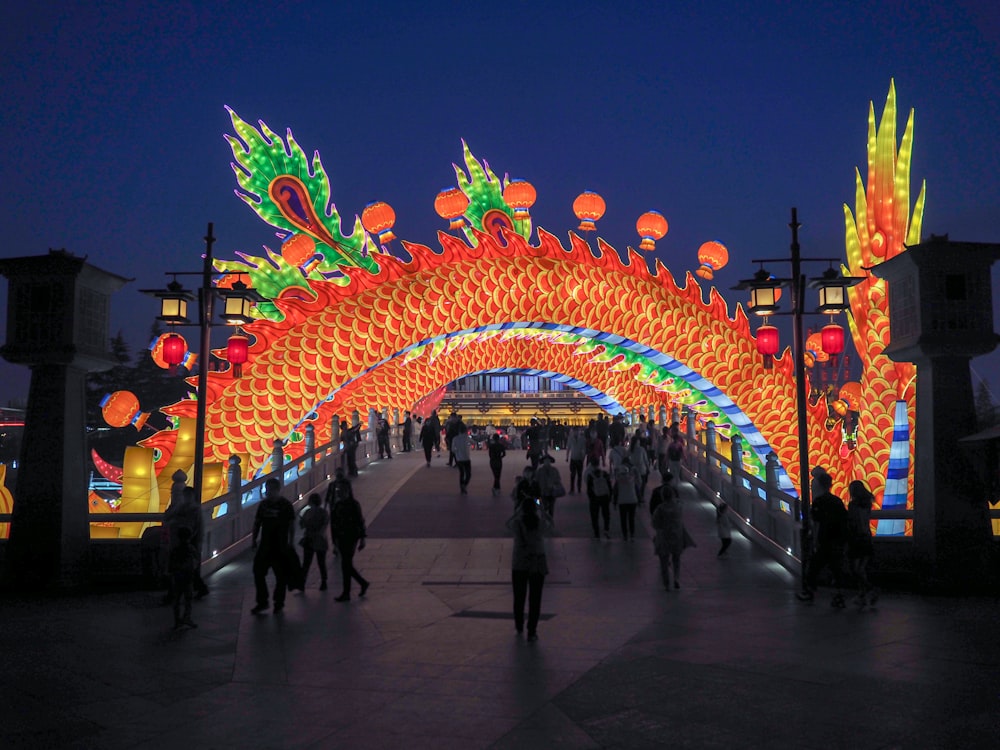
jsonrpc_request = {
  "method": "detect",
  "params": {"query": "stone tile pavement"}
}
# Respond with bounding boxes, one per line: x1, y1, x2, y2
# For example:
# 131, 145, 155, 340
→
1, 448, 997, 748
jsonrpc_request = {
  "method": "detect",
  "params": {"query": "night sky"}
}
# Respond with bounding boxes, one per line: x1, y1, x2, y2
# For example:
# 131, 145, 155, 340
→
2, 1, 998, 406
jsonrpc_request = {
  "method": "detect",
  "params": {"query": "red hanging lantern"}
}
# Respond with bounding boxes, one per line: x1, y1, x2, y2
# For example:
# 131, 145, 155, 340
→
636, 210, 668, 251
756, 324, 779, 370
573, 191, 606, 232
162, 332, 186, 374
227, 334, 249, 378
361, 201, 396, 245
821, 323, 845, 355
434, 187, 469, 230
503, 179, 536, 221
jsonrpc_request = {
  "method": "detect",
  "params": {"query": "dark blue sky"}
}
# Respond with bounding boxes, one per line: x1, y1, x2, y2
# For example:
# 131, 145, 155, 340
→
2, 0, 999, 405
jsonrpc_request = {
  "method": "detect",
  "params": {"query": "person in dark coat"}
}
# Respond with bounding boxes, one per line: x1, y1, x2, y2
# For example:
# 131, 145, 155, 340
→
487, 432, 507, 495
330, 480, 370, 602
402, 410, 413, 452
251, 478, 296, 614
506, 495, 551, 641
799, 471, 849, 607
419, 418, 437, 467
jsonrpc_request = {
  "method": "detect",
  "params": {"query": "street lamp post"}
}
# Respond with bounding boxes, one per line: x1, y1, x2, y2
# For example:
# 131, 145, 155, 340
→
735, 208, 862, 595
143, 223, 260, 503
192, 224, 216, 501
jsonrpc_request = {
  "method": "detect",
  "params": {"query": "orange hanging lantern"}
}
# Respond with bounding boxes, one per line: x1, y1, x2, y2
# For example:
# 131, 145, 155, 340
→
281, 233, 317, 267
838, 381, 863, 411
434, 187, 469, 230
227, 334, 250, 378
361, 201, 396, 245
503, 179, 536, 221
756, 324, 779, 369
695, 241, 729, 279
821, 323, 845, 355
636, 210, 668, 251
805, 332, 829, 366
573, 191, 606, 232
100, 390, 149, 431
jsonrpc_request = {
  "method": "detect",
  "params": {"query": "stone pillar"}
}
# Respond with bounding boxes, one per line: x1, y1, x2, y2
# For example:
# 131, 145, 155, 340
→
730, 434, 744, 482
271, 438, 285, 478
304, 424, 315, 468
331, 415, 340, 446
706, 421, 718, 468
227, 455, 242, 494
672, 406, 680, 426
0, 251, 128, 589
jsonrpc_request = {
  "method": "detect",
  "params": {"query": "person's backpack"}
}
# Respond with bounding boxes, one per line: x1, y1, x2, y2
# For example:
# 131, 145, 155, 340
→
590, 470, 611, 497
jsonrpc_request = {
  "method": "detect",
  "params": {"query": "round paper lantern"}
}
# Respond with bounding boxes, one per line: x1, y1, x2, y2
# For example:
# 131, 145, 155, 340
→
434, 187, 469, 230
281, 233, 317, 267
503, 179, 536, 220
805, 332, 830, 365
838, 381, 863, 411
695, 241, 729, 279
573, 191, 606, 232
756, 325, 779, 356
361, 201, 396, 245
636, 210, 668, 251
162, 332, 186, 368
821, 323, 845, 355
100, 391, 148, 430
227, 334, 249, 378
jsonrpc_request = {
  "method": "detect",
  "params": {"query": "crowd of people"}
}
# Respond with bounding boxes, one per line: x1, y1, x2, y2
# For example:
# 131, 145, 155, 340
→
161, 410, 879, 633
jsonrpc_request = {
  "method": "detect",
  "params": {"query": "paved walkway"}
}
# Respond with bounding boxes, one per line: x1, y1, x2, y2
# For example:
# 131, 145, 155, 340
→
1, 448, 997, 748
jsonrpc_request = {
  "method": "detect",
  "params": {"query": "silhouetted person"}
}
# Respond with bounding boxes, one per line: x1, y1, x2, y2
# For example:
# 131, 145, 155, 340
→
798, 471, 848, 607
402, 410, 413, 452
168, 526, 199, 629
300, 493, 329, 590
507, 495, 550, 641
330, 478, 369, 602
488, 432, 506, 495
419, 418, 437, 467
341, 420, 362, 477
251, 478, 295, 614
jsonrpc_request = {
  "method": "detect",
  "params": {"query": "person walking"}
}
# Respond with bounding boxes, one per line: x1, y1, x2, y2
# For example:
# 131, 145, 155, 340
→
716, 501, 733, 556
566, 427, 586, 493
629, 432, 651, 504
168, 526, 199, 629
329, 478, 370, 602
798, 471, 849, 606
487, 432, 507, 495
666, 423, 685, 483
452, 422, 472, 493
419, 417, 437, 467
251, 478, 296, 614
299, 493, 330, 590
376, 415, 392, 459
650, 471, 692, 589
534, 454, 563, 521
341, 420, 361, 477
613, 457, 639, 541
846, 480, 878, 607
163, 484, 209, 602
584, 456, 613, 539
402, 410, 413, 452
506, 495, 551, 641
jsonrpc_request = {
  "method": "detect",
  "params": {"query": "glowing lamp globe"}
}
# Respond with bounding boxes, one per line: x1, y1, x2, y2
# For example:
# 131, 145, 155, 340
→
281, 233, 317, 267
227, 334, 250, 378
503, 179, 536, 220
821, 323, 845, 355
756, 325, 779, 356
573, 191, 606, 232
361, 201, 396, 245
434, 187, 469, 230
636, 211, 668, 251
695, 241, 729, 279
